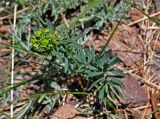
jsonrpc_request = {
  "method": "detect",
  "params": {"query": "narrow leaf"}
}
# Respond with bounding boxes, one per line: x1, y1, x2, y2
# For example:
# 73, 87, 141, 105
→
88, 77, 105, 90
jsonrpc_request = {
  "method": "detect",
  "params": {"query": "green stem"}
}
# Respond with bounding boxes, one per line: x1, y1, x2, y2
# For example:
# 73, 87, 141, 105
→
29, 91, 96, 98
0, 75, 43, 96
0, 33, 13, 40
100, 12, 124, 56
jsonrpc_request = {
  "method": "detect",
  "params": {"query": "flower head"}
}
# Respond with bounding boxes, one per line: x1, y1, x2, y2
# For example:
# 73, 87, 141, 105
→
31, 28, 60, 54
35, 30, 42, 37
49, 33, 56, 39
43, 28, 49, 33
31, 38, 36, 44
41, 39, 49, 45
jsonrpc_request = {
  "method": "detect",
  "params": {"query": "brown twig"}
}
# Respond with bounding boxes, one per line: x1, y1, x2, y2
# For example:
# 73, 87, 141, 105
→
128, 11, 160, 26
132, 103, 160, 110
117, 66, 160, 91
10, 4, 17, 118
0, 5, 38, 21
0, 7, 28, 20
150, 90, 160, 118
60, 12, 69, 28
130, 73, 160, 91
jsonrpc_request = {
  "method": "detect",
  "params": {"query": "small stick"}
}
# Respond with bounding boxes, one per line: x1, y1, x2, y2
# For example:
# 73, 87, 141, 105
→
132, 103, 160, 110
0, 5, 38, 21
131, 73, 160, 91
10, 4, 17, 119
60, 12, 69, 28
148, 26, 160, 30
0, 7, 28, 20
128, 11, 160, 26
117, 66, 160, 91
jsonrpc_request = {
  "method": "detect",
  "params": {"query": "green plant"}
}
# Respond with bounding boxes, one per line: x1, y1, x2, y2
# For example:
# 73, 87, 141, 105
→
0, 0, 131, 118
1, 25, 124, 118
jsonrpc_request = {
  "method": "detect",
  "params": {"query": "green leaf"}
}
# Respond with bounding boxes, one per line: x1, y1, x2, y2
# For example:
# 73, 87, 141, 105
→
108, 87, 116, 100
88, 77, 105, 90
87, 71, 103, 78
79, 48, 86, 63
95, 56, 103, 69
0, 75, 42, 96
38, 95, 46, 103
101, 50, 111, 64
17, 98, 39, 119
112, 86, 124, 98
108, 56, 119, 67
0, 42, 29, 52
51, 82, 60, 90
69, 43, 83, 49
0, 33, 13, 41
76, 65, 86, 72
108, 70, 124, 78
110, 77, 125, 89
70, 32, 84, 41
52, 48, 64, 62
102, 96, 107, 106
87, 65, 98, 71
46, 19, 55, 32
106, 99, 115, 109
106, 81, 116, 87
85, 48, 95, 63
99, 85, 106, 103
75, 51, 84, 63
79, 16, 93, 22
64, 57, 69, 73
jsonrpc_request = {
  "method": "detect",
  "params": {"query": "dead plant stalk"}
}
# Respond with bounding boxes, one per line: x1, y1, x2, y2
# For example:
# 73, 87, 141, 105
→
128, 11, 160, 26
10, 4, 17, 118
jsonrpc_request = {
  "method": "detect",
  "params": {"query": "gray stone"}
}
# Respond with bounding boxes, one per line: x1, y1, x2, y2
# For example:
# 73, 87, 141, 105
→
120, 74, 148, 108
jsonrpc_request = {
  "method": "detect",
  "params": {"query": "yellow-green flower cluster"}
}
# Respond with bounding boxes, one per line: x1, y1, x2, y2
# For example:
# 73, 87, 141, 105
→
30, 28, 60, 53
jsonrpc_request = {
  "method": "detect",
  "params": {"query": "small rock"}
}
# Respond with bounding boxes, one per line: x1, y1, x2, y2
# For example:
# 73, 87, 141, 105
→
52, 104, 78, 119
16, 75, 23, 80
120, 74, 148, 108
23, 75, 30, 80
